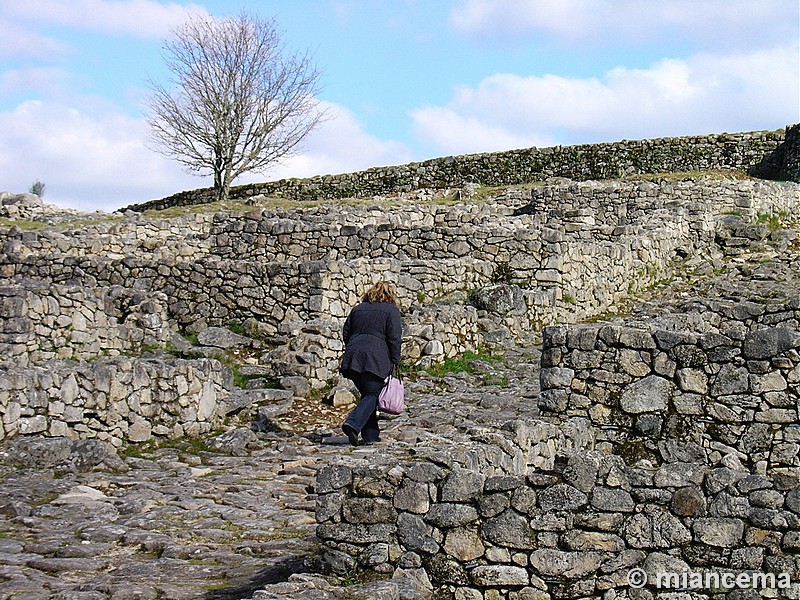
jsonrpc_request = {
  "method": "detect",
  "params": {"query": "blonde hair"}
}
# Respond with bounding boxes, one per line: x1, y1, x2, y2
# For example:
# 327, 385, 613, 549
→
363, 280, 398, 304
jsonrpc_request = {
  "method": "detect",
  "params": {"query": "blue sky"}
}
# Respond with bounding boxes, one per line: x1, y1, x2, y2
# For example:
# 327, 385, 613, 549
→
1, 0, 797, 212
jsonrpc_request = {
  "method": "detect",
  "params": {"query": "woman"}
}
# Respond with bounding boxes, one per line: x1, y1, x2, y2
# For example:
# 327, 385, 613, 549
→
340, 281, 402, 446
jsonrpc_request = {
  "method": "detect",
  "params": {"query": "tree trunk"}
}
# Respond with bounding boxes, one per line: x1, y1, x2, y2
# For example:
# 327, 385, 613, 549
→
212, 165, 229, 204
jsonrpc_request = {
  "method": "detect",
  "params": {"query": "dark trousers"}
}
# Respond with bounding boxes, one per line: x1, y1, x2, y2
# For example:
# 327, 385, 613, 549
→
344, 371, 384, 443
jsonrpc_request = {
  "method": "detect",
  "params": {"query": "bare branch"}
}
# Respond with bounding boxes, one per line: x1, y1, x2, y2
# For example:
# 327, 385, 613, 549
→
144, 12, 327, 202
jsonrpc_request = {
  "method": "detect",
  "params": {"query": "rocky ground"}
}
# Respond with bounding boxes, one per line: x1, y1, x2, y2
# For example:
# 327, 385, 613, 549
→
0, 196, 798, 599
0, 343, 541, 600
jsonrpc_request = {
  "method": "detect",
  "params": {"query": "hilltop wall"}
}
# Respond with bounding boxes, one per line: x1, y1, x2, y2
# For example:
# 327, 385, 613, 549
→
5, 179, 798, 370
123, 127, 792, 212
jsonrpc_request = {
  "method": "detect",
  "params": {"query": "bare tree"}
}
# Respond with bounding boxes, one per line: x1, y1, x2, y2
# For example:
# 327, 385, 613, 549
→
145, 12, 325, 203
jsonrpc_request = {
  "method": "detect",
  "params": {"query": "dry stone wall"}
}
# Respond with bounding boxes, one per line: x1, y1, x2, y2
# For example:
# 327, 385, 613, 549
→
2, 176, 799, 447
316, 431, 799, 599
315, 248, 800, 600
5, 179, 799, 368
1, 129, 799, 451
0, 280, 171, 367
123, 128, 791, 212
539, 310, 800, 477
1, 356, 228, 446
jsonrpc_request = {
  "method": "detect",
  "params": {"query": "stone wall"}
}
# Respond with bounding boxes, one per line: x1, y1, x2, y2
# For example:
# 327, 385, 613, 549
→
0, 356, 228, 446
5, 178, 799, 374
122, 128, 792, 212
316, 301, 800, 598
316, 433, 799, 599
780, 124, 800, 182
0, 280, 171, 367
2, 150, 799, 447
539, 316, 800, 477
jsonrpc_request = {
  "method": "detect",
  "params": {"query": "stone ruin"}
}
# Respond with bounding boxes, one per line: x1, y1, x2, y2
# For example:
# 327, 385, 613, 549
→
0, 126, 799, 598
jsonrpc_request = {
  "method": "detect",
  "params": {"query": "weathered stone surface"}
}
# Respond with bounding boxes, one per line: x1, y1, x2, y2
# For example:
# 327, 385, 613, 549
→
470, 565, 530, 587
443, 527, 484, 562
591, 487, 635, 512
623, 508, 692, 548
196, 326, 255, 348
743, 327, 800, 359
671, 486, 707, 516
537, 484, 588, 511
440, 468, 486, 503
481, 510, 537, 549
425, 503, 478, 528
529, 549, 605, 578
394, 480, 431, 514
397, 513, 439, 555
619, 375, 673, 413
693, 518, 745, 547
468, 285, 526, 316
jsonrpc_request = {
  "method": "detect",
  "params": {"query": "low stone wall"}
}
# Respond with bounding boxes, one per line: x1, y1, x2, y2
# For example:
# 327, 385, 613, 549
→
0, 281, 171, 367
123, 128, 792, 212
316, 429, 799, 599
0, 356, 229, 446
538, 301, 800, 477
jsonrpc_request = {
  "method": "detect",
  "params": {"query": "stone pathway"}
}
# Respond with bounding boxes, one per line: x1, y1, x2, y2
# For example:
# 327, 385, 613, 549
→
0, 433, 327, 599
0, 343, 542, 600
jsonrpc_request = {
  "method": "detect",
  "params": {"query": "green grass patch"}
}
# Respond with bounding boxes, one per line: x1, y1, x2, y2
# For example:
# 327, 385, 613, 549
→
120, 430, 227, 459
757, 210, 788, 231
424, 349, 504, 378
0, 217, 48, 230
231, 365, 279, 389
334, 568, 390, 587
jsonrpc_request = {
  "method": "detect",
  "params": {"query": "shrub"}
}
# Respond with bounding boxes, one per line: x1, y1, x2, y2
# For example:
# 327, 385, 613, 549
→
29, 180, 46, 197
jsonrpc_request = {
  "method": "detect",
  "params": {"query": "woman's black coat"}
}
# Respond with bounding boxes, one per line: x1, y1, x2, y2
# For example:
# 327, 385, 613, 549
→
340, 301, 402, 378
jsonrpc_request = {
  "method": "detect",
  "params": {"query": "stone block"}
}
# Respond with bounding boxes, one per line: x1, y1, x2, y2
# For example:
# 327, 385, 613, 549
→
470, 565, 529, 587
693, 518, 744, 547
443, 527, 484, 562
482, 509, 536, 549
620, 375, 672, 413
529, 549, 605, 578
440, 468, 486, 503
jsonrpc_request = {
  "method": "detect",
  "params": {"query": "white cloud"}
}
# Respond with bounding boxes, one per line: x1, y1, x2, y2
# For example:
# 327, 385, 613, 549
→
450, 0, 796, 48
0, 99, 415, 212
0, 100, 202, 212
0, 17, 69, 59
411, 105, 555, 154
0, 0, 208, 39
261, 101, 415, 181
0, 67, 84, 103
450, 0, 601, 39
410, 45, 799, 155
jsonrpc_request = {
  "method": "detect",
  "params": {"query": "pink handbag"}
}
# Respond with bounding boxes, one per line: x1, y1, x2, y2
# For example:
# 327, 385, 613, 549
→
377, 368, 404, 415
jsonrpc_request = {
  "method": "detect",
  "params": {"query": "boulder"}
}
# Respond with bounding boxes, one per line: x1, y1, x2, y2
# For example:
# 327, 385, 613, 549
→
468, 284, 526, 316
